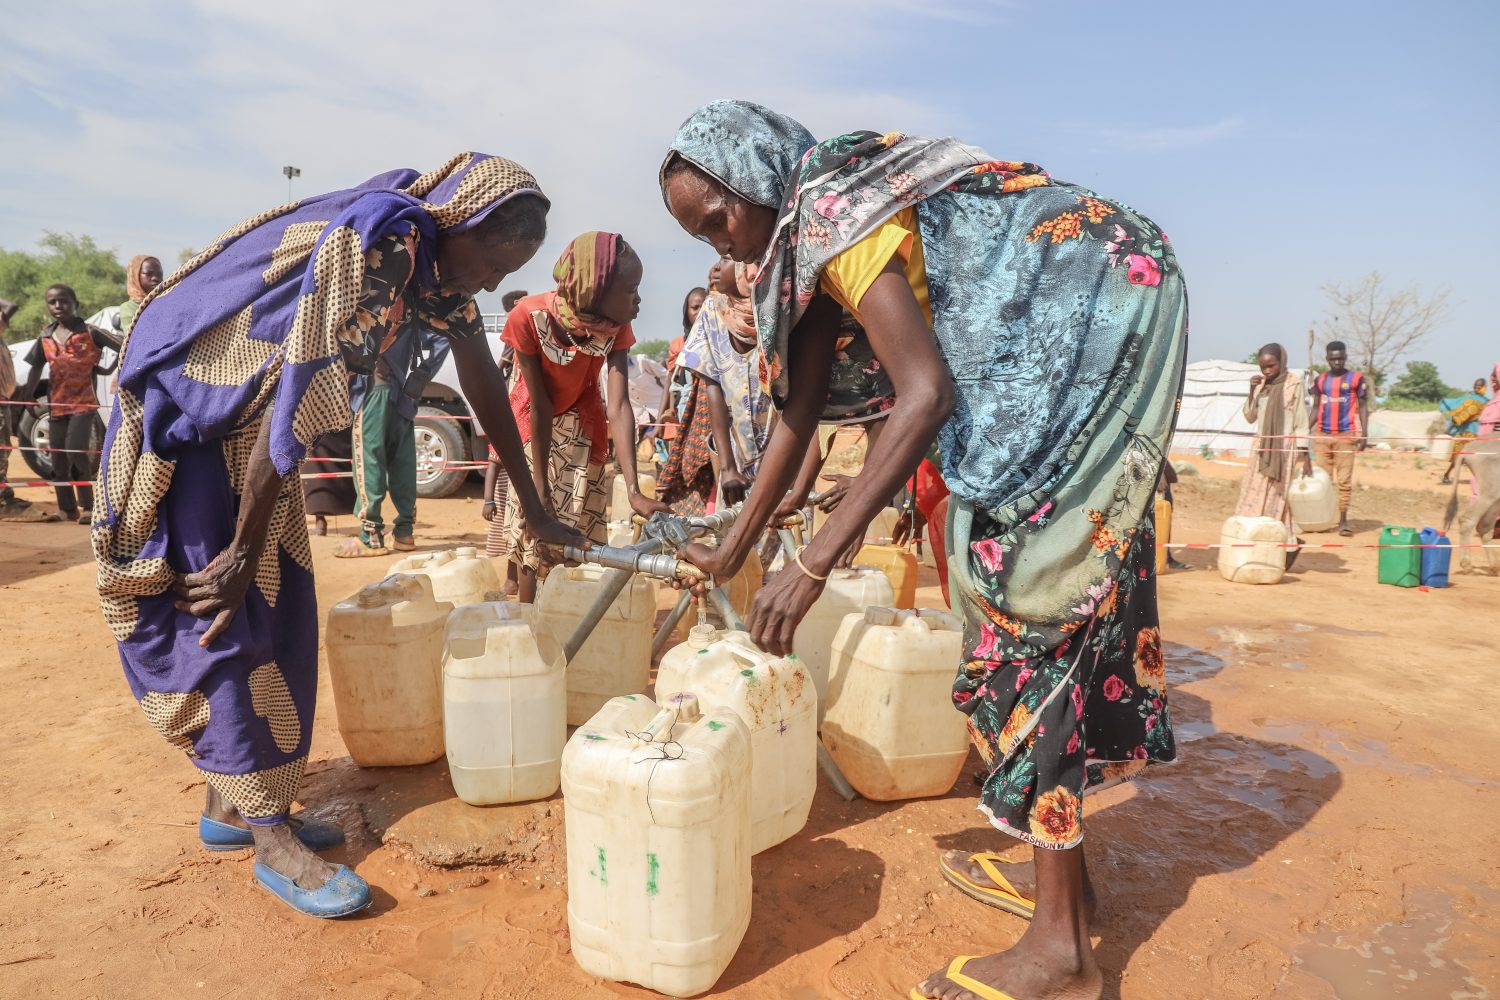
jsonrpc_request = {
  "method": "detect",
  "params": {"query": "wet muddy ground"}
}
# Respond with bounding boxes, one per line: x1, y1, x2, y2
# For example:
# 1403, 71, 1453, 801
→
1, 454, 1496, 999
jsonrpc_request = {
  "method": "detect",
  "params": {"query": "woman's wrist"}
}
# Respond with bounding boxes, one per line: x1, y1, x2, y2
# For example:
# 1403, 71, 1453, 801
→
793, 542, 836, 579
792, 549, 831, 582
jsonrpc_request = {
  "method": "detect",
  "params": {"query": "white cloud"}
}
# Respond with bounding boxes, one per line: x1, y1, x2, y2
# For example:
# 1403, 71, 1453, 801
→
1088, 116, 1248, 155
0, 0, 967, 330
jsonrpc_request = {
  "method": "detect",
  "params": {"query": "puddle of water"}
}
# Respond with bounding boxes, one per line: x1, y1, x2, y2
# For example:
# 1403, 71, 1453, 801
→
1205, 627, 1308, 672
1174, 720, 1219, 743
1292, 891, 1491, 999
1165, 642, 1225, 683
1297, 622, 1384, 638
1248, 720, 1490, 788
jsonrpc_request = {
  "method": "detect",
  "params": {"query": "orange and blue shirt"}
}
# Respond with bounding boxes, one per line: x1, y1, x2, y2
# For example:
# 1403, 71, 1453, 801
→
1313, 370, 1367, 434
26, 323, 116, 417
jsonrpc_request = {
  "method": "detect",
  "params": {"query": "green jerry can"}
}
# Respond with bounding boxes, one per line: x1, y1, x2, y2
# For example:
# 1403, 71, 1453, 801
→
1377, 526, 1421, 587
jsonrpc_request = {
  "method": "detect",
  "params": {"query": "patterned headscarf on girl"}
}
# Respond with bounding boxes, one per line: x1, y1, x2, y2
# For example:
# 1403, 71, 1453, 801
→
547, 231, 628, 346
124, 255, 162, 304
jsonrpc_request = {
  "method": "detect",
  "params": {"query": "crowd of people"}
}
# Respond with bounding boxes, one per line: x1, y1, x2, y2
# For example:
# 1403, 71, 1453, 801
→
1230, 340, 1498, 564
0, 100, 1492, 1000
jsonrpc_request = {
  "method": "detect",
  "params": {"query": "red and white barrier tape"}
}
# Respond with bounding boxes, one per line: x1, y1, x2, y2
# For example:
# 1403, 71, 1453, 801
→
1163, 541, 1499, 550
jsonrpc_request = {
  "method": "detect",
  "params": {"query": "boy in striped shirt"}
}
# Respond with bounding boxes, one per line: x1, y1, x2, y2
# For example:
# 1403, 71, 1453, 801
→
1309, 341, 1370, 536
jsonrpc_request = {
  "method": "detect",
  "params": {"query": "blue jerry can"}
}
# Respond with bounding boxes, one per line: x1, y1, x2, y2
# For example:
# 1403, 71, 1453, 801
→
1419, 527, 1451, 588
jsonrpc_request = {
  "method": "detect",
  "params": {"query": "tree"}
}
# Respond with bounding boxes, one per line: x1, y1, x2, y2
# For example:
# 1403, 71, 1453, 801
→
633, 339, 672, 364
1318, 272, 1450, 390
0, 232, 127, 342
1386, 360, 1457, 404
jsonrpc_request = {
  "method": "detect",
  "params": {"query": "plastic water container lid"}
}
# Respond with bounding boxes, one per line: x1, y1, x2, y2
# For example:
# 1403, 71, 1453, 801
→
688, 623, 716, 648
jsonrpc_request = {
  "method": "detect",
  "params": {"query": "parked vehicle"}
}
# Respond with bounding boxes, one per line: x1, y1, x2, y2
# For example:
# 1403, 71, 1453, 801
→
8, 312, 655, 500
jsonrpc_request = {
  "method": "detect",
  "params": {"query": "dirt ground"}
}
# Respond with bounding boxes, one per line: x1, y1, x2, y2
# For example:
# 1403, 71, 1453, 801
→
2, 452, 1497, 1000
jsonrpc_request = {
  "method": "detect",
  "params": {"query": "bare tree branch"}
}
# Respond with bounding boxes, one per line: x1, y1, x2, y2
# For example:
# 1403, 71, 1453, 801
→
1319, 272, 1451, 387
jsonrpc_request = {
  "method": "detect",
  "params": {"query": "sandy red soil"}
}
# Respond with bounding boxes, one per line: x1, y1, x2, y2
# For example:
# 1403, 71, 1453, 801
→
1, 452, 1496, 999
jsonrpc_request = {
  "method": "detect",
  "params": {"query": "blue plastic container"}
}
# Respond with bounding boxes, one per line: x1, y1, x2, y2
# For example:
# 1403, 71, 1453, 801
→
1419, 527, 1451, 588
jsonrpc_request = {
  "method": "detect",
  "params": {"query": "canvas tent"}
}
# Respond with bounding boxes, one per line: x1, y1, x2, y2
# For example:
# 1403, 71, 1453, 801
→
1170, 359, 1302, 457
1171, 359, 1446, 455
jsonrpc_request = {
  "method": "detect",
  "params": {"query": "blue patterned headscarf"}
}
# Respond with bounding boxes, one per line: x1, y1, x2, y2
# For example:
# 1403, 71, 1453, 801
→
661, 100, 1189, 527
659, 99, 816, 211
662, 101, 901, 423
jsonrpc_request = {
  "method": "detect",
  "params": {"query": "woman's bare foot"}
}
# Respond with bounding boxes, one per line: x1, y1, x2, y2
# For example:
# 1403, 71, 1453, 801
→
311, 515, 327, 536
919, 844, 1101, 999
940, 849, 1098, 921
251, 824, 339, 890
203, 787, 336, 889
915, 926, 1102, 999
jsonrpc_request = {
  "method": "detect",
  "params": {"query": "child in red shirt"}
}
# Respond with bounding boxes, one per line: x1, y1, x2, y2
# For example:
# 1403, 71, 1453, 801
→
499, 232, 668, 600
20, 284, 121, 523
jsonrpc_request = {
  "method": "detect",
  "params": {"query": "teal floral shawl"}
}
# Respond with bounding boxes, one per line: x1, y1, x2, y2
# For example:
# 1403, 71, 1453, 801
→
662, 100, 1183, 527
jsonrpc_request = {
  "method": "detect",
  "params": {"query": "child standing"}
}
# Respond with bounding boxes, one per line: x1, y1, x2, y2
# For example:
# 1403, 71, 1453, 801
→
500, 232, 667, 601
20, 284, 121, 524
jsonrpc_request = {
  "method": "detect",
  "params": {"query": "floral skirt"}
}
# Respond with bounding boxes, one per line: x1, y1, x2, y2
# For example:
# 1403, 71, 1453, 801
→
950, 498, 1175, 850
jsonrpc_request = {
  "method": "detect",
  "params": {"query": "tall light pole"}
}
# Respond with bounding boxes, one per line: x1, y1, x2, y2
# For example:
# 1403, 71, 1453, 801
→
282, 165, 302, 202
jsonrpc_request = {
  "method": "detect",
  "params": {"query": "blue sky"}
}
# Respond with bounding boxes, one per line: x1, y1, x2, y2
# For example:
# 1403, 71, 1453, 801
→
1, 0, 1495, 385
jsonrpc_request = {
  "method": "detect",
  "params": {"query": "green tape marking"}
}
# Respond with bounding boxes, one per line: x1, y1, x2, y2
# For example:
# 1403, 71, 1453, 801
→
591, 847, 608, 885
646, 853, 660, 896
740, 668, 757, 679
706, 720, 726, 731
584, 733, 607, 741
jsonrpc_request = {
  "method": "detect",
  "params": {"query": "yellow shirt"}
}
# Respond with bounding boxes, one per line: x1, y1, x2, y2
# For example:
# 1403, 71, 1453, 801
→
818, 207, 934, 328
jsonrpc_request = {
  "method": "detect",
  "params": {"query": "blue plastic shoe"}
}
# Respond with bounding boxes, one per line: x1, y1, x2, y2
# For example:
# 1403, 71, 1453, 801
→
199, 814, 346, 853
253, 862, 372, 918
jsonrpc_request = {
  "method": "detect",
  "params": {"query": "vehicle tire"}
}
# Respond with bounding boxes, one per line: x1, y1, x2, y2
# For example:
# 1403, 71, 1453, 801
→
17, 398, 53, 482
415, 405, 468, 499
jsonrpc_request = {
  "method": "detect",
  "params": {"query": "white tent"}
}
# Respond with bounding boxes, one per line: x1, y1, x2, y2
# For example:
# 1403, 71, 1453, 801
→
1170, 359, 1305, 457
1170, 359, 1447, 455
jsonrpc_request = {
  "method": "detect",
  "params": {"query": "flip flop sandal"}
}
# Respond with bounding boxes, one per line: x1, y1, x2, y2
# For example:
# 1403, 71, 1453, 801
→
333, 537, 390, 558
392, 536, 416, 551
253, 862, 372, 918
310, 520, 327, 537
938, 851, 1036, 919
199, 814, 346, 852
1339, 525, 1354, 537
911, 956, 1020, 1000
0, 501, 53, 522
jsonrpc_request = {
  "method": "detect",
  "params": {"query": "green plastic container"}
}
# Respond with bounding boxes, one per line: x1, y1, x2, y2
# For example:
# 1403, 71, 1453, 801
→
1377, 526, 1421, 587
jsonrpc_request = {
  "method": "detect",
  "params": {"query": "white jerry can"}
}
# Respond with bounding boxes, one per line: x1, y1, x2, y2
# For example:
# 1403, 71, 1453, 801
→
325, 575, 452, 767
1218, 515, 1290, 585
1287, 468, 1338, 533
823, 607, 970, 800
561, 694, 751, 998
442, 601, 566, 805
387, 546, 501, 608
790, 566, 894, 722
656, 626, 816, 854
535, 564, 656, 725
